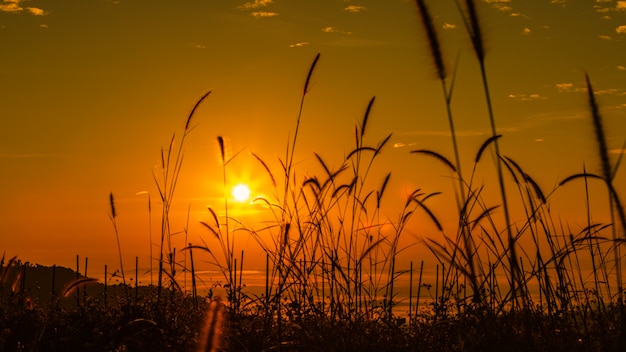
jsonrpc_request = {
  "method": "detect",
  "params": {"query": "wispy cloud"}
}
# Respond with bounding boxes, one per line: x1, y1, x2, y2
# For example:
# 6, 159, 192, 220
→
239, 0, 278, 18
508, 93, 546, 101
344, 5, 366, 13
238, 0, 273, 10
556, 82, 626, 96
396, 129, 489, 138
0, 0, 21, 13
595, 88, 626, 95
594, 7, 611, 15
595, 0, 626, 14
289, 42, 309, 48
618, 65, 626, 71
393, 142, 417, 148
484, 0, 531, 17
251, 11, 278, 18
26, 7, 44, 16
483, 0, 513, 12
598, 35, 612, 40
442, 23, 456, 30
322, 26, 352, 35
555, 82, 577, 93
324, 38, 392, 47
0, 0, 47, 15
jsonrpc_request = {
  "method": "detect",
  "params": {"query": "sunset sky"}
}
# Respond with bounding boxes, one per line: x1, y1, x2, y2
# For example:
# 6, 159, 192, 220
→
1, 0, 626, 280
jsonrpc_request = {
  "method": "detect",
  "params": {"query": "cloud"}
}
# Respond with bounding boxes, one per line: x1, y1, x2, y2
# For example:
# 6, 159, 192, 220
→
289, 42, 309, 48
393, 142, 417, 148
556, 83, 575, 92
483, 0, 513, 12
598, 35, 612, 40
251, 11, 278, 18
397, 129, 488, 138
344, 5, 366, 12
442, 23, 456, 30
322, 26, 352, 35
618, 65, 626, 71
239, 0, 278, 18
617, 25, 626, 33
238, 0, 272, 10
484, 0, 526, 16
493, 5, 513, 12
557, 81, 626, 96
507, 93, 546, 101
595, 0, 622, 14
0, 1, 47, 15
324, 38, 391, 47
522, 27, 531, 35
26, 7, 45, 16
594, 88, 626, 95
0, 0, 23, 13
610, 149, 626, 154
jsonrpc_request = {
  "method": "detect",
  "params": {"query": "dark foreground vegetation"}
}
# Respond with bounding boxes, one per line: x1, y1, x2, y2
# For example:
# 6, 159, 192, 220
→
1, 260, 625, 351
4, 0, 626, 351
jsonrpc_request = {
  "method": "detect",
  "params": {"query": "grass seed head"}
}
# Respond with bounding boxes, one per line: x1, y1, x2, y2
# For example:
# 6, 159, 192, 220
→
415, 0, 446, 80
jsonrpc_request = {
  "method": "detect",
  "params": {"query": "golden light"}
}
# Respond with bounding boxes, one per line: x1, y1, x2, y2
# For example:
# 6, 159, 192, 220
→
232, 183, 251, 202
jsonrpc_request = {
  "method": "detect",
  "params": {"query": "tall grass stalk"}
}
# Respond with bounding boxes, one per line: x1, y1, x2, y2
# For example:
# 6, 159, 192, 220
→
153, 90, 211, 301
585, 74, 626, 302
108, 192, 129, 300
136, 191, 153, 286
456, 0, 521, 308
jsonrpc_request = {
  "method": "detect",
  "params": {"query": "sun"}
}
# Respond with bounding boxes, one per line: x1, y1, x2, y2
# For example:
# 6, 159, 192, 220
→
232, 183, 251, 202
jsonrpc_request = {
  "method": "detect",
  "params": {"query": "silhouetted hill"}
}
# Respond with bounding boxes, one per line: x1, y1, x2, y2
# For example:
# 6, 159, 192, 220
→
1, 261, 80, 302
1, 260, 156, 307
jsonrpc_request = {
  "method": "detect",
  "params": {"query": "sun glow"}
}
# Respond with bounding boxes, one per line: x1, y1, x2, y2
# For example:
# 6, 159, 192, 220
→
232, 183, 251, 202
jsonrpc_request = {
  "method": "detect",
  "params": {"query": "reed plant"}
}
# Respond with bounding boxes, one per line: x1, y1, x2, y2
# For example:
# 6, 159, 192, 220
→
3, 1, 626, 350
409, 0, 626, 321
153, 90, 212, 301
108, 192, 129, 301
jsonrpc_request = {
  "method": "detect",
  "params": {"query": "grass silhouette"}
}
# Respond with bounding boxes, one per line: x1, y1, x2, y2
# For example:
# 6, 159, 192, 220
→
1, 1, 625, 351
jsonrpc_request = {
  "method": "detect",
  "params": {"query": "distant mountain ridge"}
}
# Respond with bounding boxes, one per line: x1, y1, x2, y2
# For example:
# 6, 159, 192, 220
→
1, 260, 86, 303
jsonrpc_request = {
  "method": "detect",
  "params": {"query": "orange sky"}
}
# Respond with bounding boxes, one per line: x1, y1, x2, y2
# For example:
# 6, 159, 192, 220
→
1, 0, 626, 283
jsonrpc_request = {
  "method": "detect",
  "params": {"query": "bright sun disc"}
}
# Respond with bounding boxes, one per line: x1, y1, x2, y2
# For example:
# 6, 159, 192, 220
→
232, 184, 251, 202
